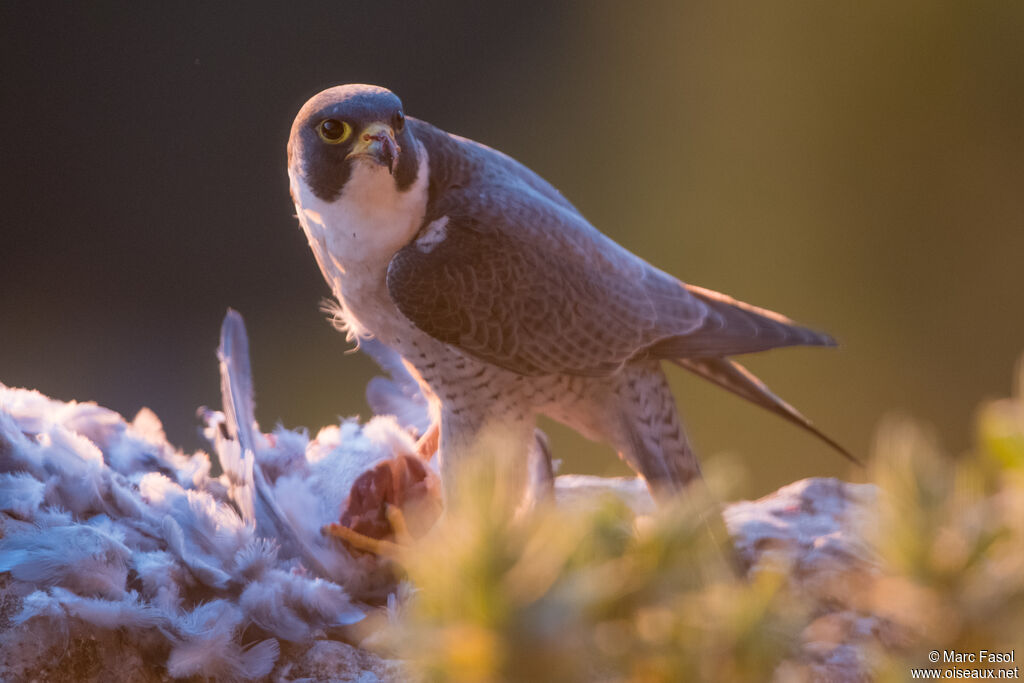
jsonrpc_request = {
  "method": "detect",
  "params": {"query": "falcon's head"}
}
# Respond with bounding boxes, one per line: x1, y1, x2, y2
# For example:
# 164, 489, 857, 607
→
288, 84, 420, 202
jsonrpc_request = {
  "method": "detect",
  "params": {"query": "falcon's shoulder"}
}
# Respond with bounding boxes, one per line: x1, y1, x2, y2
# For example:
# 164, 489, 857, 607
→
408, 119, 581, 219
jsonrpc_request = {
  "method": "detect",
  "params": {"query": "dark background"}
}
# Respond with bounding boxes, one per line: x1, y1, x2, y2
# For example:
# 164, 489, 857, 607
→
3, 1, 1023, 496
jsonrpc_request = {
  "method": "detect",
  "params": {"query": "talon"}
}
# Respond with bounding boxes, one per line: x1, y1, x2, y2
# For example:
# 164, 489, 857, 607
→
385, 504, 413, 545
323, 523, 403, 558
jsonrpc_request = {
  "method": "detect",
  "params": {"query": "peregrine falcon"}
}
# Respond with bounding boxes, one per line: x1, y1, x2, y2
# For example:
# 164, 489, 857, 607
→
287, 84, 850, 508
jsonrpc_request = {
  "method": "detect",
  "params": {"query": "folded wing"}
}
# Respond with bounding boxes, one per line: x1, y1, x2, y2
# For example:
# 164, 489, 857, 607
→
386, 187, 833, 378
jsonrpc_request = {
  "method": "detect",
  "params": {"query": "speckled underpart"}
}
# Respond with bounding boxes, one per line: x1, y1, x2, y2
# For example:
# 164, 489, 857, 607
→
334, 272, 699, 503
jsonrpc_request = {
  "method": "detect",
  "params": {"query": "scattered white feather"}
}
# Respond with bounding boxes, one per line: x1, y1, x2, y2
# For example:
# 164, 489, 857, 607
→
167, 599, 279, 681
0, 377, 428, 680
133, 549, 187, 612
42, 585, 165, 630
232, 537, 280, 581
161, 514, 234, 590
360, 338, 433, 437
0, 472, 45, 518
256, 425, 310, 483
0, 522, 131, 599
0, 314, 434, 680
14, 588, 66, 624
240, 568, 364, 642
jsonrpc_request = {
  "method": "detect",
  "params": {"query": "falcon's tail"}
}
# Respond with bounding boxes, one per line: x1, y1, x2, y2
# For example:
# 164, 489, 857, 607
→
673, 356, 859, 465
650, 285, 836, 358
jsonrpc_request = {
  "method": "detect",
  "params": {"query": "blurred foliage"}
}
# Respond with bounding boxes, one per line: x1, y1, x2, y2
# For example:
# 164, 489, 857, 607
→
870, 361, 1024, 678
389, 477, 806, 682
367, 357, 1024, 682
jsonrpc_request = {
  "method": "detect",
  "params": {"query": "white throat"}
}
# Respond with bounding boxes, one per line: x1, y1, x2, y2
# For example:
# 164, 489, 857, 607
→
288, 143, 429, 294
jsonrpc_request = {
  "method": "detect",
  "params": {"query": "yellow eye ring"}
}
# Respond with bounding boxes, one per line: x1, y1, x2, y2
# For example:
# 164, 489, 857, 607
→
317, 119, 352, 144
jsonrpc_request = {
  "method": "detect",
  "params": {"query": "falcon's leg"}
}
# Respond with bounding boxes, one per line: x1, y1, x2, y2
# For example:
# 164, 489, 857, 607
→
611, 360, 703, 503
612, 361, 739, 567
437, 404, 535, 515
543, 360, 703, 504
523, 429, 555, 510
540, 363, 736, 568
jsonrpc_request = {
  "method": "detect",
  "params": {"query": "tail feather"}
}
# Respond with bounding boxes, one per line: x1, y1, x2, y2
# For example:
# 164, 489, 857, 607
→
673, 356, 860, 465
650, 285, 836, 358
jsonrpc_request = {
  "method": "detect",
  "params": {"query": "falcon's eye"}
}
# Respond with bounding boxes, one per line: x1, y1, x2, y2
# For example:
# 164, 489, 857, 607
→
317, 119, 351, 144
392, 110, 405, 133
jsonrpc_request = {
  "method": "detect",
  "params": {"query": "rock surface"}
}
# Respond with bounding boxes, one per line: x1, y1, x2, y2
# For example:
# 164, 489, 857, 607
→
726, 477, 885, 682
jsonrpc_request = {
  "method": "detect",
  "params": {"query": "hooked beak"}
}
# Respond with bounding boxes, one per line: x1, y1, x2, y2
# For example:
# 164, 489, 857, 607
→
345, 122, 400, 174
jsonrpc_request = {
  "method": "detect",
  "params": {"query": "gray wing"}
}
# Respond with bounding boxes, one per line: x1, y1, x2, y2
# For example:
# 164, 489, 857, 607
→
386, 187, 832, 378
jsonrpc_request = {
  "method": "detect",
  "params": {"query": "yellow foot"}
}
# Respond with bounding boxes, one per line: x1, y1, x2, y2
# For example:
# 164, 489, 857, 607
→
385, 502, 414, 545
323, 504, 412, 559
